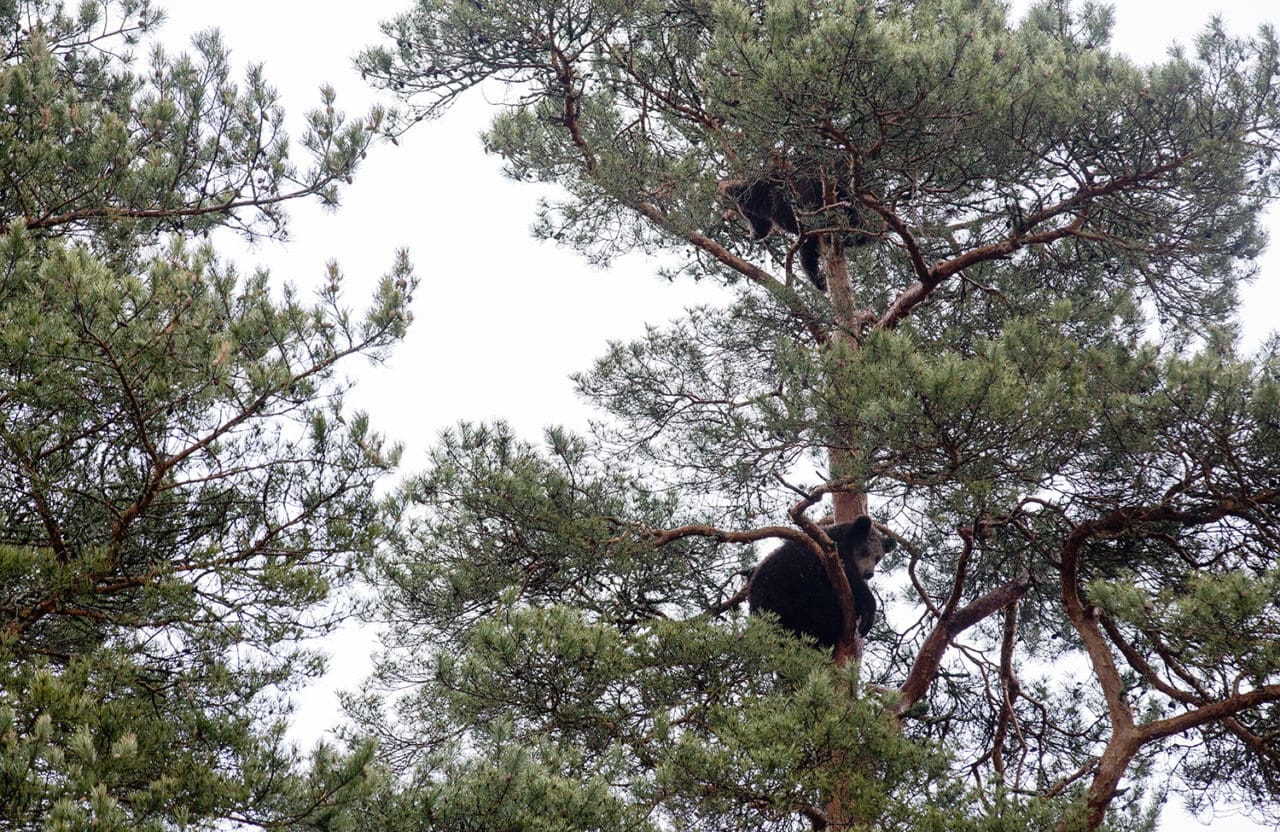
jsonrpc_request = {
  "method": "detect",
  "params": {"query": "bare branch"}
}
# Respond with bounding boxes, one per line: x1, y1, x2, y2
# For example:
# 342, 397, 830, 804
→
895, 570, 1032, 716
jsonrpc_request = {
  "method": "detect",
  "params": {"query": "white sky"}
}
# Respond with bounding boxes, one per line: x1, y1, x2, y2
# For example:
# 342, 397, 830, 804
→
152, 2, 1280, 829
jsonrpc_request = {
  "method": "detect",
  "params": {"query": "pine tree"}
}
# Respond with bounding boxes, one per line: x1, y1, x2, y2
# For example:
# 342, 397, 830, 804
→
0, 2, 413, 828
354, 1, 1280, 829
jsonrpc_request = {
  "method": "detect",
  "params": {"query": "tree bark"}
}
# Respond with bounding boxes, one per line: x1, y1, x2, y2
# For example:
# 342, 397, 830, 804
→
822, 231, 870, 528
895, 572, 1032, 717
818, 227, 872, 829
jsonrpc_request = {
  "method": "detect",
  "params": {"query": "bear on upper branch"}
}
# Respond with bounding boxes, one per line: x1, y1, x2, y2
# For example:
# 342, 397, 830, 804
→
747, 516, 893, 647
727, 160, 869, 291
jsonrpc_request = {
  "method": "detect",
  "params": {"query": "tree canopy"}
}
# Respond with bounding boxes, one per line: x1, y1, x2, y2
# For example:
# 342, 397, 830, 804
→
1, 2, 413, 829
350, 1, 1280, 830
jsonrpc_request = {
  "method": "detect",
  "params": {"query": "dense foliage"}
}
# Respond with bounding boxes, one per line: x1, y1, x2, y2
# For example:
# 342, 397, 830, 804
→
1, 2, 412, 829
352, 1, 1280, 830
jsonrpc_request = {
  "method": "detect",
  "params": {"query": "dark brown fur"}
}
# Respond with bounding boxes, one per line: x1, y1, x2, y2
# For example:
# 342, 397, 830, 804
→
729, 163, 868, 290
747, 516, 893, 647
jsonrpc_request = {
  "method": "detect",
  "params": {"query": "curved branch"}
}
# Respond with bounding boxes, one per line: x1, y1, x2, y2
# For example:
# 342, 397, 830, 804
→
1058, 490, 1280, 830
1097, 613, 1201, 705
874, 151, 1194, 332
1140, 685, 1280, 744
894, 570, 1032, 717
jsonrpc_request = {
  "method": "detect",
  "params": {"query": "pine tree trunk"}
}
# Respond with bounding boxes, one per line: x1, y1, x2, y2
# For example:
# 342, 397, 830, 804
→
819, 232, 875, 829
830, 480, 868, 523
822, 233, 867, 526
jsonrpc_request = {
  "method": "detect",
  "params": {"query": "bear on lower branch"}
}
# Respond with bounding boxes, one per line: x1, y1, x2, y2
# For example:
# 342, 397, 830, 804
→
747, 516, 893, 647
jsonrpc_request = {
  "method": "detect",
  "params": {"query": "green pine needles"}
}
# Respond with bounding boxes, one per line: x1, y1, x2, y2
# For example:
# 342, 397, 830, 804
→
1, 2, 412, 829
7, 0, 1280, 830
353, 0, 1280, 830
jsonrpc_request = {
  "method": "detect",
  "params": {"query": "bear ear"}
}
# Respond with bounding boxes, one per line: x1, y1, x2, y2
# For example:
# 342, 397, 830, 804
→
841, 515, 873, 544
881, 532, 896, 553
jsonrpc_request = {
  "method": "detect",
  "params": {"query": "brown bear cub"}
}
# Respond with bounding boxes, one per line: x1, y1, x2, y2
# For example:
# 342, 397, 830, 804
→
747, 516, 893, 647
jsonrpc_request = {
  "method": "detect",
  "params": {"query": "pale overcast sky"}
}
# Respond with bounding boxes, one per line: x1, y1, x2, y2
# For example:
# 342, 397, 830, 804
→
154, 3, 1280, 830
